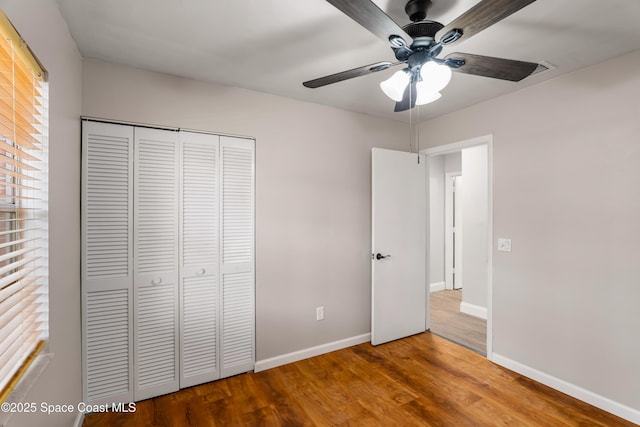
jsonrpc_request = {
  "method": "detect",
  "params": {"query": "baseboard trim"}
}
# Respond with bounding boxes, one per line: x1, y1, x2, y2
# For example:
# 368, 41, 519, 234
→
254, 333, 371, 373
492, 353, 640, 425
430, 282, 445, 292
460, 301, 487, 319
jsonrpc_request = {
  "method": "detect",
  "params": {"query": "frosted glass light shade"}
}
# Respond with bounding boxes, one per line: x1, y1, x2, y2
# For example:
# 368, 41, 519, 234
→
380, 70, 410, 102
419, 61, 452, 93
415, 86, 442, 105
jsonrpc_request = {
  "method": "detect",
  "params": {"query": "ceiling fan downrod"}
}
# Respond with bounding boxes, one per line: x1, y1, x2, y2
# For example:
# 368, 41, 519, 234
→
405, 0, 432, 22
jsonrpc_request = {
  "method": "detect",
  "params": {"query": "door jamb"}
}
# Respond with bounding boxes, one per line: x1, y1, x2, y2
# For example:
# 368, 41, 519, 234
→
445, 172, 462, 291
421, 135, 494, 360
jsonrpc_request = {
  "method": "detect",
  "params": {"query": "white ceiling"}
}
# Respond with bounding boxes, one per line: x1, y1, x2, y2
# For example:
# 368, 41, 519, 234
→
55, 0, 640, 123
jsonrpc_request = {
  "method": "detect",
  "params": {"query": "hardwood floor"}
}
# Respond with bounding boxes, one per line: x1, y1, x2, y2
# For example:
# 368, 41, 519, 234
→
430, 289, 487, 354
83, 332, 633, 427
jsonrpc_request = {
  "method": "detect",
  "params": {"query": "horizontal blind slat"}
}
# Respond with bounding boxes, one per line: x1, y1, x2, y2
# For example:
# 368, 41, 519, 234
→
0, 9, 48, 399
0, 266, 40, 291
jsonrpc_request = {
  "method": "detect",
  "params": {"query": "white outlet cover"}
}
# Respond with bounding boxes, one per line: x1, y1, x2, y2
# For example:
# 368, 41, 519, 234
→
497, 238, 512, 252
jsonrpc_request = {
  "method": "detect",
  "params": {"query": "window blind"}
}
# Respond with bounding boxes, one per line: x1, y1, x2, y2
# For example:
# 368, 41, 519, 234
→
0, 9, 48, 401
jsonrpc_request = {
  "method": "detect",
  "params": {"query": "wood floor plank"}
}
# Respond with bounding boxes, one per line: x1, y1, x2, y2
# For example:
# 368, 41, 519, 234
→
279, 362, 352, 426
83, 333, 635, 427
251, 369, 316, 426
401, 338, 576, 426
214, 373, 270, 425
193, 379, 232, 403
325, 350, 427, 426
430, 289, 487, 353
354, 341, 482, 426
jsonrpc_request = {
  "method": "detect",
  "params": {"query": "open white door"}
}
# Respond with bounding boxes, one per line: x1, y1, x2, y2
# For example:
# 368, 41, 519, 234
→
372, 148, 427, 345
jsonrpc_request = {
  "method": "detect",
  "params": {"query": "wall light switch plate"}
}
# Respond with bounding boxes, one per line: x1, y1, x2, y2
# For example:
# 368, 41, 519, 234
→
316, 306, 324, 321
497, 238, 512, 252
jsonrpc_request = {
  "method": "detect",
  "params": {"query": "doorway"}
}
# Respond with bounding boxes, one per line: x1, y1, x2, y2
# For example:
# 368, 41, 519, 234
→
423, 136, 493, 357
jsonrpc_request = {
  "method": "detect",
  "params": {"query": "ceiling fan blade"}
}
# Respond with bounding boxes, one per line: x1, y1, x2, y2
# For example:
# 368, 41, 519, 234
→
445, 52, 538, 82
436, 0, 537, 46
303, 61, 400, 88
394, 82, 417, 112
326, 0, 412, 45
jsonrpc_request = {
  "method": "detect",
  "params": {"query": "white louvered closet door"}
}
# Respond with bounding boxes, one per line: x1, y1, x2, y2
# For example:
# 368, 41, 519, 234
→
220, 136, 255, 378
179, 131, 221, 388
82, 121, 134, 406
133, 127, 180, 401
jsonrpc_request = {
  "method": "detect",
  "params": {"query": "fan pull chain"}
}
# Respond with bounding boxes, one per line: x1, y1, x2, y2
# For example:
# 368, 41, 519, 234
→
408, 84, 413, 155
416, 107, 420, 164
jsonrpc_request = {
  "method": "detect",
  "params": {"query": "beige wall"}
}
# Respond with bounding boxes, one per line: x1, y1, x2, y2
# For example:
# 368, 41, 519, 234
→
418, 49, 640, 413
0, 1, 83, 426
81, 59, 411, 361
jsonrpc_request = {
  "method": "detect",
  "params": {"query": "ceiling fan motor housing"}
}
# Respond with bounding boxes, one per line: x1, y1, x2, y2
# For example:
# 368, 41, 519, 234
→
403, 20, 444, 39
394, 20, 444, 62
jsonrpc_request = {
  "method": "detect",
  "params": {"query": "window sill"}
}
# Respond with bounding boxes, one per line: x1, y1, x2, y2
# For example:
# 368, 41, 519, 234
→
0, 352, 53, 427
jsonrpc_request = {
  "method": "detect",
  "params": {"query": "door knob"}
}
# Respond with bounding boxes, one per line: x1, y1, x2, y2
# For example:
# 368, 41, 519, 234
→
375, 253, 391, 260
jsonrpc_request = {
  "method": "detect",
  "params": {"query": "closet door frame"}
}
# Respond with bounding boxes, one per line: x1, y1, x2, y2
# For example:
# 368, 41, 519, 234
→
82, 120, 256, 404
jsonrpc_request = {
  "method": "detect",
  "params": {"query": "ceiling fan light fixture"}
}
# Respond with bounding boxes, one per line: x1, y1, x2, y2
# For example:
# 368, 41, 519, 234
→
415, 86, 442, 105
380, 69, 410, 102
419, 61, 452, 93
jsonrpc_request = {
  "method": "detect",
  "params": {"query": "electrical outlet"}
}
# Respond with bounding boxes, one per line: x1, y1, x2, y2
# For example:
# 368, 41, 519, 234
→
316, 306, 324, 321
497, 238, 512, 252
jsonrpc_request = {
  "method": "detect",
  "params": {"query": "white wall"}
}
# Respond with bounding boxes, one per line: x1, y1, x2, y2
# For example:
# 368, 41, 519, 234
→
428, 156, 445, 286
418, 49, 640, 416
0, 1, 83, 426
460, 145, 488, 313
444, 152, 461, 174
81, 59, 411, 362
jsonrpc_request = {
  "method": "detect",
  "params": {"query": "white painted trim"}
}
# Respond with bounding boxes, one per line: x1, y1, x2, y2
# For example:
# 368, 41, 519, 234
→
72, 412, 85, 427
254, 333, 370, 372
422, 134, 494, 359
430, 281, 445, 292
486, 138, 494, 359
444, 173, 453, 290
81, 116, 255, 140
425, 156, 432, 332
423, 135, 491, 156
460, 301, 488, 319
444, 173, 462, 291
492, 353, 640, 425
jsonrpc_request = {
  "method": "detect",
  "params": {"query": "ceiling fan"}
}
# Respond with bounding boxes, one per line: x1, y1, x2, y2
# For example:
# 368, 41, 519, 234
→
303, 0, 541, 112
